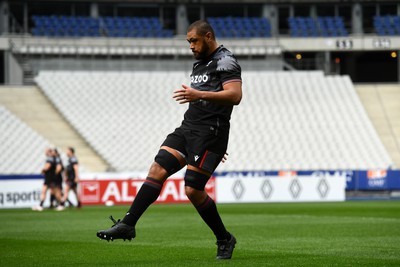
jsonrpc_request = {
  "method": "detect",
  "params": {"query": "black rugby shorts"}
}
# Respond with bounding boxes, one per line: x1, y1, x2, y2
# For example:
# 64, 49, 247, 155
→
66, 180, 78, 189
161, 124, 229, 174
44, 175, 55, 187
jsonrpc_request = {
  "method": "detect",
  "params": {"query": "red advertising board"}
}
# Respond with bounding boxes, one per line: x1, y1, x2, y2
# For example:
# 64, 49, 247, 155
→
80, 177, 216, 205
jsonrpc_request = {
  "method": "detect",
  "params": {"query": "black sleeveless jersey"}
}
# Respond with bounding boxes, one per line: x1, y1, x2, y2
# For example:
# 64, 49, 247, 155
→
182, 45, 241, 130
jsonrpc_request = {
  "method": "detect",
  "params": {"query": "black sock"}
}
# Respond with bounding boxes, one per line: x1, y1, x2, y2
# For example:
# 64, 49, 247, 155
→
122, 177, 163, 226
50, 195, 55, 207
196, 195, 229, 240
40, 200, 44, 207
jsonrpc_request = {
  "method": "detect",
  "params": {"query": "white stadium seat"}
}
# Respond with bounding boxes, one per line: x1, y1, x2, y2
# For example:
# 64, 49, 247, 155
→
0, 106, 53, 174
35, 70, 393, 172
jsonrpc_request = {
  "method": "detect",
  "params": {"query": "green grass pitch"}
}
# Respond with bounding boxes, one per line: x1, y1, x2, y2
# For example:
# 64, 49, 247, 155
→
1, 201, 400, 266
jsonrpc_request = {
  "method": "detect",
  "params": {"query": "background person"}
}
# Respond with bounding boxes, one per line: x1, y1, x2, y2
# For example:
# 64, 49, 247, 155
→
61, 147, 81, 208
32, 148, 63, 211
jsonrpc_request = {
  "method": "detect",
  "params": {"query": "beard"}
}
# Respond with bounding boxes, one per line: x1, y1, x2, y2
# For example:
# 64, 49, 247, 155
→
192, 41, 210, 60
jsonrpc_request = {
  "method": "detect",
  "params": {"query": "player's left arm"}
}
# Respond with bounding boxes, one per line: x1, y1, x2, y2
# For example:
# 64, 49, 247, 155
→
173, 81, 242, 105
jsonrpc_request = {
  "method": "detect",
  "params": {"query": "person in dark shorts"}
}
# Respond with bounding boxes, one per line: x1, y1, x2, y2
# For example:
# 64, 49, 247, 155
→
61, 147, 81, 208
32, 148, 63, 211
53, 148, 66, 211
54, 149, 63, 189
97, 20, 242, 260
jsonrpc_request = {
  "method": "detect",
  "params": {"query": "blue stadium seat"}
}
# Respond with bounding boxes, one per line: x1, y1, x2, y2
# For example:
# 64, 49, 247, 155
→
208, 17, 271, 38
31, 15, 173, 38
374, 15, 400, 36
288, 16, 348, 37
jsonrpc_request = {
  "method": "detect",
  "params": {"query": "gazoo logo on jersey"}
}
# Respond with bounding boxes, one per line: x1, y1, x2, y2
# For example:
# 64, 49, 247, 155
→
191, 74, 209, 84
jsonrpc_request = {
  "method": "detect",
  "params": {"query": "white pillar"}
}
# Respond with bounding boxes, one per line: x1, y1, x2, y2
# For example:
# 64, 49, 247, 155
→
90, 3, 99, 18
176, 4, 189, 35
352, 3, 363, 35
0, 1, 9, 34
262, 4, 278, 36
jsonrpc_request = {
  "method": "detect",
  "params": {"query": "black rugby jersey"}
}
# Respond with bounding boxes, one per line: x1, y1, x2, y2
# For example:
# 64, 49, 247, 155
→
44, 156, 56, 179
55, 156, 64, 178
66, 156, 78, 180
182, 45, 241, 130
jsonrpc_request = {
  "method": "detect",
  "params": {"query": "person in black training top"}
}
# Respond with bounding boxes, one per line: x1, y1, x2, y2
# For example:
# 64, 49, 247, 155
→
97, 20, 242, 260
61, 147, 81, 208
32, 148, 63, 211
53, 148, 65, 210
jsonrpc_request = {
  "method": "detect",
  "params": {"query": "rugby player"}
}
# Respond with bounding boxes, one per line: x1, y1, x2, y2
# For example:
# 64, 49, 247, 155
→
32, 148, 63, 211
61, 147, 81, 208
54, 148, 65, 210
97, 20, 242, 260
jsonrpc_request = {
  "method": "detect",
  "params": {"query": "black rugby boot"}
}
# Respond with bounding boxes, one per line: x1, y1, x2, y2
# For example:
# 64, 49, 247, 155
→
97, 216, 136, 241
216, 232, 236, 260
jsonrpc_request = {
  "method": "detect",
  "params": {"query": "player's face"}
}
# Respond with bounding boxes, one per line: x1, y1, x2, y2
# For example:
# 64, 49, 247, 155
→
66, 149, 72, 157
45, 148, 52, 156
187, 29, 209, 60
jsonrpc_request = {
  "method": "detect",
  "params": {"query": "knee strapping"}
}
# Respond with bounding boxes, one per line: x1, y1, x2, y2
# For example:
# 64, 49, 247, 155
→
154, 149, 181, 175
184, 169, 210, 191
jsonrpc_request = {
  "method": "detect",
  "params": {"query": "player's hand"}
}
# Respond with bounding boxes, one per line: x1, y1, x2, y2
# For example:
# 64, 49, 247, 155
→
75, 178, 79, 183
221, 152, 229, 163
173, 84, 201, 104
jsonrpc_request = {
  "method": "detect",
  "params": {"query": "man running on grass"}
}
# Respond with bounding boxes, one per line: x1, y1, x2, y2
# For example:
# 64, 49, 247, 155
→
97, 20, 242, 260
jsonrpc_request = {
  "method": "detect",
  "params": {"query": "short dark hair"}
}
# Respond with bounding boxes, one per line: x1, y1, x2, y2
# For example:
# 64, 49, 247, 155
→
187, 20, 215, 40
68, 147, 75, 154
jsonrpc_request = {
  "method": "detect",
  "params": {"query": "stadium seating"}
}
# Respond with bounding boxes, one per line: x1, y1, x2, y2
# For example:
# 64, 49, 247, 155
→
288, 16, 348, 37
31, 15, 174, 38
35, 71, 393, 172
374, 16, 400, 36
0, 106, 53, 174
208, 17, 271, 38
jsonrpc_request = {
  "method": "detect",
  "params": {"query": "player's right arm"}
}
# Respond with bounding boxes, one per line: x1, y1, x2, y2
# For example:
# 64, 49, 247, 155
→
55, 163, 62, 174
42, 162, 51, 174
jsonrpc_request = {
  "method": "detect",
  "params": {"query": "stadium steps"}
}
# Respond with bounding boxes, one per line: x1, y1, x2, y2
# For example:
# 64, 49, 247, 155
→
0, 86, 109, 172
11, 52, 35, 85
355, 84, 400, 168
18, 55, 36, 85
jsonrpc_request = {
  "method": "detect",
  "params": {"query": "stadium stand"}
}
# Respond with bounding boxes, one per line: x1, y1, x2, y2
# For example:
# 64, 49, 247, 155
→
35, 71, 188, 171
31, 15, 174, 38
208, 17, 271, 38
35, 71, 393, 172
0, 106, 52, 174
0, 86, 108, 172
288, 16, 348, 37
374, 15, 400, 36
